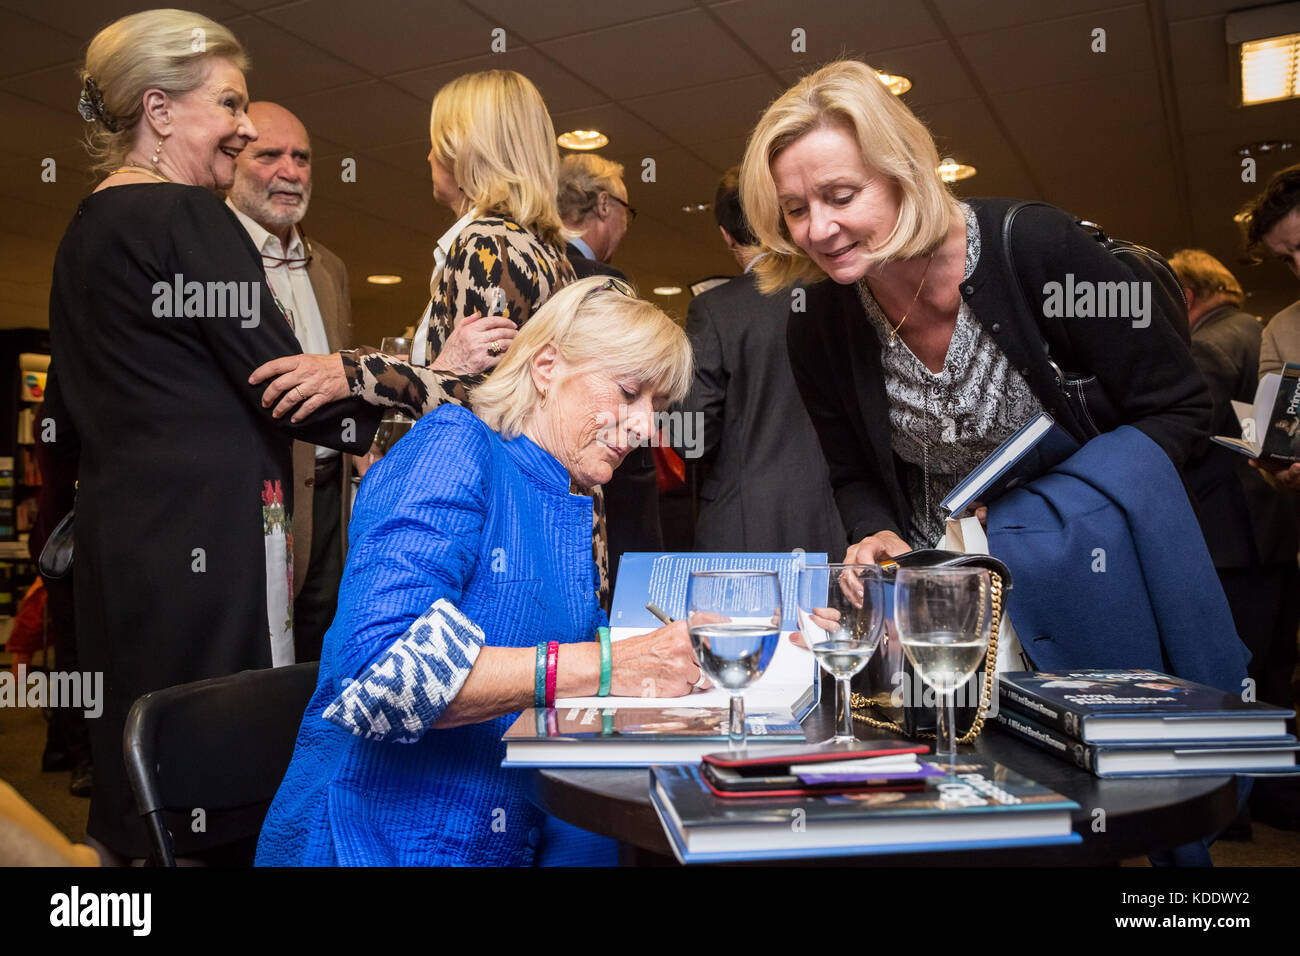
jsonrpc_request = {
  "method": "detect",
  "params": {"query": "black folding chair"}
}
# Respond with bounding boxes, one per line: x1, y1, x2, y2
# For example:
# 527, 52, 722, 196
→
123, 661, 319, 866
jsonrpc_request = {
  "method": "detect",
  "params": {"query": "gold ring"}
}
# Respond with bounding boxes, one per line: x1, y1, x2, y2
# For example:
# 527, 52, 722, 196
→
488, 340, 503, 356
294, 385, 305, 402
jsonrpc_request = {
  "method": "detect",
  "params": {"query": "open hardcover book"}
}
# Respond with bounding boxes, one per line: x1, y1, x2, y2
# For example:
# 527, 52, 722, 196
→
1212, 362, 1300, 461
555, 551, 823, 718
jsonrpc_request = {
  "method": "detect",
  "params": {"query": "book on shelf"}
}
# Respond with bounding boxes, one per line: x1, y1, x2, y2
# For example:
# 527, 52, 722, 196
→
941, 412, 1079, 517
1212, 362, 1300, 461
991, 708, 1299, 777
649, 757, 1081, 864
500, 705, 804, 767
555, 551, 824, 720
997, 670, 1293, 742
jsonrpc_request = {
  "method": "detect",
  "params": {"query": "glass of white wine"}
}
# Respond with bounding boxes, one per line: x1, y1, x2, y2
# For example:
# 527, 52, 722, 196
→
373, 336, 415, 455
796, 564, 885, 744
894, 567, 993, 764
685, 570, 782, 751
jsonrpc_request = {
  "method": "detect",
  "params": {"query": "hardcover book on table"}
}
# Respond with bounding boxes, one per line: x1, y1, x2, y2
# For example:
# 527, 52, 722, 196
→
991, 708, 1300, 777
650, 758, 1081, 864
556, 551, 824, 720
997, 670, 1293, 742
501, 706, 804, 767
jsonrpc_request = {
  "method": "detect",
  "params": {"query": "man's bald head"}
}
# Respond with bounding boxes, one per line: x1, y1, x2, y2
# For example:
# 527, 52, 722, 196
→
230, 101, 313, 244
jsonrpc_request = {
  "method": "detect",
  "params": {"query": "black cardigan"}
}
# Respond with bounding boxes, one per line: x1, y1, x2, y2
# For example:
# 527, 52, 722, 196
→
786, 197, 1213, 544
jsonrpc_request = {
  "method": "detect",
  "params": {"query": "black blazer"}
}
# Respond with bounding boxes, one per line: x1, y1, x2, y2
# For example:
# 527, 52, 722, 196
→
565, 242, 625, 281
683, 271, 846, 555
787, 197, 1213, 544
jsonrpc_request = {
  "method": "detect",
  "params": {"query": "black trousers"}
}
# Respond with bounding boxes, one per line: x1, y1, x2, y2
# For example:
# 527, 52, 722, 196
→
292, 457, 344, 664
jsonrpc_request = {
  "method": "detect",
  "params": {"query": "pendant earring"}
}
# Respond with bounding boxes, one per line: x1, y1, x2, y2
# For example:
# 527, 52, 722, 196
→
153, 137, 163, 165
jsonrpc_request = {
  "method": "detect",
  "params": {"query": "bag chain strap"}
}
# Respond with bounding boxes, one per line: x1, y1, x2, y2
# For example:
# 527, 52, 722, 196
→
850, 570, 1003, 745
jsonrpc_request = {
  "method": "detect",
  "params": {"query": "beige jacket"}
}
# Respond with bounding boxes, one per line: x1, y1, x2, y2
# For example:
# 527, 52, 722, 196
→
290, 237, 354, 597
1259, 299, 1300, 378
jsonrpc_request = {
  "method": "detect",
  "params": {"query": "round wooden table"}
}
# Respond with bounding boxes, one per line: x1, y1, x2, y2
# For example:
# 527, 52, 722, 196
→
526, 694, 1242, 865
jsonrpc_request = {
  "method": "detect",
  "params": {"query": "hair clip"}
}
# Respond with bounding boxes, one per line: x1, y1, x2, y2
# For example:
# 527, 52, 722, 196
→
77, 76, 118, 132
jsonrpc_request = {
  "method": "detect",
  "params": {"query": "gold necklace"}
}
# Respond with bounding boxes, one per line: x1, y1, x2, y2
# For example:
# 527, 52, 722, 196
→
109, 163, 172, 184
886, 254, 934, 345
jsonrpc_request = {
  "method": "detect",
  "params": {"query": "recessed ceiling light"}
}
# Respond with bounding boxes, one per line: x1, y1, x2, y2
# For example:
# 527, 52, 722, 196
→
1237, 139, 1294, 156
653, 286, 682, 296
680, 202, 711, 213
876, 71, 912, 96
367, 274, 402, 285
557, 129, 609, 150
937, 158, 976, 183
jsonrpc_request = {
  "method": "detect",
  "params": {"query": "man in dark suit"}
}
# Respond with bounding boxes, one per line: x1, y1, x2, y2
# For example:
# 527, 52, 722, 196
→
556, 154, 661, 580
1172, 249, 1300, 830
229, 102, 355, 663
682, 167, 845, 556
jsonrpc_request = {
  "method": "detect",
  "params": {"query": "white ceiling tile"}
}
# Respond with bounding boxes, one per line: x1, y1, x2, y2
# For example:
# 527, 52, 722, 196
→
261, 0, 498, 76
386, 46, 606, 115
537, 9, 758, 100
465, 0, 696, 42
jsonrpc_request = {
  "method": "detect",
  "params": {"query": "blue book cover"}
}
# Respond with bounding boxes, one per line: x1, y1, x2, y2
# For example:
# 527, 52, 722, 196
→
650, 759, 1080, 863
942, 412, 1079, 516
610, 551, 827, 632
997, 670, 1295, 742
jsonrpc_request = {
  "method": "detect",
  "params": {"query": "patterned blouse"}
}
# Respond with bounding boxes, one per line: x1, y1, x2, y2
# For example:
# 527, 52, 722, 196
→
856, 203, 1044, 547
336, 217, 614, 607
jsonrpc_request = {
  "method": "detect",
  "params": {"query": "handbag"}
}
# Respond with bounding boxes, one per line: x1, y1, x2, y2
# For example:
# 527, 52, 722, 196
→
850, 548, 1011, 744
1000, 201, 1189, 440
38, 507, 74, 580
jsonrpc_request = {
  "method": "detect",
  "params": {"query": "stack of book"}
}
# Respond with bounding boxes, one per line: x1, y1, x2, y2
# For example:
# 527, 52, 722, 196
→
992, 670, 1300, 777
650, 755, 1081, 864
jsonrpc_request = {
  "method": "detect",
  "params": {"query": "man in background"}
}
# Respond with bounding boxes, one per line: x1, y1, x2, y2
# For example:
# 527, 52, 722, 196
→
681, 167, 845, 556
228, 102, 354, 662
557, 154, 632, 279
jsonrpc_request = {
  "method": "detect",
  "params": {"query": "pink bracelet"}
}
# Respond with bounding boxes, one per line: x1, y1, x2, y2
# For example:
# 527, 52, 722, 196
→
545, 641, 559, 708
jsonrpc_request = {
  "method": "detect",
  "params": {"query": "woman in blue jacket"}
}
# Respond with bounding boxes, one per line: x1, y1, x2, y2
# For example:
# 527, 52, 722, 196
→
256, 278, 699, 866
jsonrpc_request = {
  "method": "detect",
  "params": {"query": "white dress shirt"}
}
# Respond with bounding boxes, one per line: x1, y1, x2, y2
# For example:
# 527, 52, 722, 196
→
228, 199, 337, 459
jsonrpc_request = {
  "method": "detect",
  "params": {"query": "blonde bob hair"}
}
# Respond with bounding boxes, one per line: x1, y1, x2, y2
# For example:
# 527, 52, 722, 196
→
80, 9, 249, 176
472, 276, 693, 441
430, 70, 569, 249
740, 59, 957, 293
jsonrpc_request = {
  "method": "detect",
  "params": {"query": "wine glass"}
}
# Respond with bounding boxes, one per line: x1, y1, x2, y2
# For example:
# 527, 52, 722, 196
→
685, 570, 782, 751
796, 564, 885, 745
374, 336, 415, 455
894, 567, 993, 764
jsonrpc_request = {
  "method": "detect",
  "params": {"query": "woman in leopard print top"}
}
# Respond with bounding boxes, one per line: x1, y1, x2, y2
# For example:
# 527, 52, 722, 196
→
248, 70, 626, 609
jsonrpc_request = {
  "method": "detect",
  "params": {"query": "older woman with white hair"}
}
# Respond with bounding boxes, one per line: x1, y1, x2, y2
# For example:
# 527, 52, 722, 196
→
256, 277, 701, 867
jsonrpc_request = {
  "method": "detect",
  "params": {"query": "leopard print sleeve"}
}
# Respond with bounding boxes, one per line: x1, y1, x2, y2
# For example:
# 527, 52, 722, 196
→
341, 347, 482, 419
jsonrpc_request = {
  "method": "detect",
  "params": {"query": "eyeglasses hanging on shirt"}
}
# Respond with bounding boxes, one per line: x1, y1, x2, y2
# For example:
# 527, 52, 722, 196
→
260, 233, 314, 331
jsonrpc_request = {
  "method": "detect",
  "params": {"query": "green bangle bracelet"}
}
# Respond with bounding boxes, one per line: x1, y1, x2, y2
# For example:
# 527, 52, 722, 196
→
534, 642, 548, 708
597, 626, 612, 697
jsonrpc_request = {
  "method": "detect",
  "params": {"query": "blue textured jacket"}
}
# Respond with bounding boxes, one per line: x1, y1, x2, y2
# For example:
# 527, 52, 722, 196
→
256, 404, 608, 865
987, 426, 1250, 695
